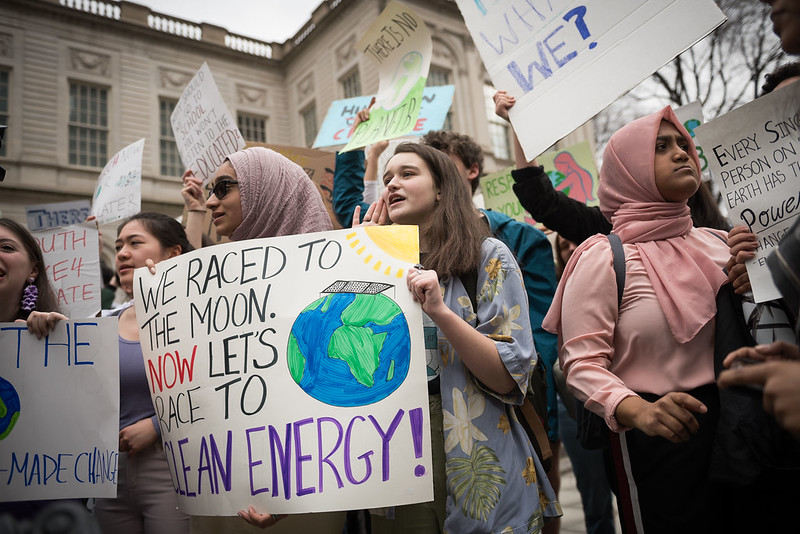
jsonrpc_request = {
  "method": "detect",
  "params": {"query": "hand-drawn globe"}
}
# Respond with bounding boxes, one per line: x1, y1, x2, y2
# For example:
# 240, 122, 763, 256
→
287, 281, 411, 407
0, 376, 21, 440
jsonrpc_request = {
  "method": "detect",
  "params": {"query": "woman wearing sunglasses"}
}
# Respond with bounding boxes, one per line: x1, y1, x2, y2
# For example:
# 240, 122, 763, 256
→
182, 147, 342, 533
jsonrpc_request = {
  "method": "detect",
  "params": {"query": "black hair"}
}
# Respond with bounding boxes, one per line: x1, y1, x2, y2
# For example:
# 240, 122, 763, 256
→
117, 212, 194, 255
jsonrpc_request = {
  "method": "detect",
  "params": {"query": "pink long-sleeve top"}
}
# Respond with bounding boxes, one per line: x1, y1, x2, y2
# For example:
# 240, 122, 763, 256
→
558, 228, 729, 432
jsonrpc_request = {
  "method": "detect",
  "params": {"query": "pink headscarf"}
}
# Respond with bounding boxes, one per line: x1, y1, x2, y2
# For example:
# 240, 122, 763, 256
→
227, 147, 333, 241
544, 106, 727, 343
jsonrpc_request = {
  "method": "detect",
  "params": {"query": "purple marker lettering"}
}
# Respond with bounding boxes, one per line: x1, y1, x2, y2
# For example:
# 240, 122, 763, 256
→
197, 435, 216, 494
269, 423, 293, 500
210, 430, 233, 492
293, 418, 315, 497
368, 409, 404, 482
409, 407, 425, 477
344, 416, 373, 485
317, 417, 345, 492
247, 426, 269, 496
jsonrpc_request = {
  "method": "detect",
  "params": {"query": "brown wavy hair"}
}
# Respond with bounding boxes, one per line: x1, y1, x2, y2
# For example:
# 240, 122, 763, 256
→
392, 143, 489, 278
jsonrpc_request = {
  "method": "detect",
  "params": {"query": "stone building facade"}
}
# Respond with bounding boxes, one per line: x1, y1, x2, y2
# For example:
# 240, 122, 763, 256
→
0, 0, 594, 224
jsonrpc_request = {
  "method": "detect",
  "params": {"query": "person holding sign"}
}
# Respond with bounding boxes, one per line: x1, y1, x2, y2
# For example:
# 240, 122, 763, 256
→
543, 107, 731, 533
189, 148, 343, 533
359, 143, 560, 534
91, 213, 192, 534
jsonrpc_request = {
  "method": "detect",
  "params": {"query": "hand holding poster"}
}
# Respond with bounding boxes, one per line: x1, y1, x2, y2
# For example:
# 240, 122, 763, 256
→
456, 0, 725, 160
171, 62, 246, 185
133, 226, 432, 514
0, 318, 119, 502
695, 82, 800, 303
341, 2, 432, 152
313, 86, 455, 148
91, 138, 145, 224
32, 222, 102, 318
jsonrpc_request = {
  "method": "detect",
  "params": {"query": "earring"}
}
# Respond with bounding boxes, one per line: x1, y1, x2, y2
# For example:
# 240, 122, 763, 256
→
21, 277, 38, 312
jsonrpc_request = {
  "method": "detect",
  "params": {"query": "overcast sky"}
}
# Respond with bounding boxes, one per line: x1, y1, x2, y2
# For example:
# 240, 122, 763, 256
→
131, 0, 325, 43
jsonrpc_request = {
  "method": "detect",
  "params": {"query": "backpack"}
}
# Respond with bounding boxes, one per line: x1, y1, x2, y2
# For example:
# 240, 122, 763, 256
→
461, 268, 553, 472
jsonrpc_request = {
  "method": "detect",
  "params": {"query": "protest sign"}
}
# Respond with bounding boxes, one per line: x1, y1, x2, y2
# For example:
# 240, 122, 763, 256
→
171, 62, 246, 185
456, 0, 726, 160
132, 226, 432, 514
32, 222, 102, 318
695, 82, 800, 303
26, 200, 91, 232
0, 318, 119, 502
313, 86, 455, 148
674, 101, 709, 174
91, 138, 145, 225
479, 141, 599, 225
342, 2, 432, 152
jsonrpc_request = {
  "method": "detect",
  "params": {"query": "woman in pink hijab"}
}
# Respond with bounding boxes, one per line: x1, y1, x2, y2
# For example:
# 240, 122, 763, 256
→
543, 107, 729, 533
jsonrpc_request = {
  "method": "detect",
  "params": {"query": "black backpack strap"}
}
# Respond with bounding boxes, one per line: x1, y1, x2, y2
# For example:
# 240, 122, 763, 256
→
607, 233, 625, 307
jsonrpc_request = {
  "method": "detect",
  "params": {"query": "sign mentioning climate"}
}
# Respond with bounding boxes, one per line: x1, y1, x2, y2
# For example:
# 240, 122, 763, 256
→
0, 318, 119, 502
133, 226, 432, 515
695, 82, 800, 303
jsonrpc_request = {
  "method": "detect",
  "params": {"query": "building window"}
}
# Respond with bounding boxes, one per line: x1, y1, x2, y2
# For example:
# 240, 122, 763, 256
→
238, 113, 267, 143
68, 82, 108, 167
427, 67, 452, 131
302, 104, 317, 147
341, 69, 361, 99
160, 99, 183, 177
484, 84, 511, 160
0, 71, 8, 157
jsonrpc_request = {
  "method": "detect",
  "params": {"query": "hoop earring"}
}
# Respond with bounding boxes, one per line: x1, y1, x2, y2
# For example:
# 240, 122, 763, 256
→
21, 277, 38, 313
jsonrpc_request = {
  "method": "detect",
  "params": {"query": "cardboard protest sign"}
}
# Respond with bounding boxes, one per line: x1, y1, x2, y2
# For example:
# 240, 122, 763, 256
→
479, 141, 599, 225
26, 200, 91, 231
674, 101, 709, 174
695, 82, 800, 303
456, 0, 726, 160
171, 62, 246, 185
32, 222, 102, 318
133, 226, 432, 514
91, 139, 145, 225
342, 2, 432, 152
0, 318, 119, 502
313, 86, 455, 148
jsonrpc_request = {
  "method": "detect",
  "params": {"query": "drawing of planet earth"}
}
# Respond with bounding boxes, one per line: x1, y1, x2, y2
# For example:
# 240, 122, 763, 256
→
0, 376, 21, 440
287, 288, 411, 407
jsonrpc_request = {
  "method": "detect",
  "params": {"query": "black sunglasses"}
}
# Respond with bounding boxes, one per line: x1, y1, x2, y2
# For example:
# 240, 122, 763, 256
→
207, 179, 239, 199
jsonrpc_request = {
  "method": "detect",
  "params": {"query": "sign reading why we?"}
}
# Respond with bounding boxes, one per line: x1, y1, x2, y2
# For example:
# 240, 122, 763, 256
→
171, 62, 246, 186
695, 81, 800, 303
133, 226, 432, 515
456, 0, 726, 160
0, 318, 119, 502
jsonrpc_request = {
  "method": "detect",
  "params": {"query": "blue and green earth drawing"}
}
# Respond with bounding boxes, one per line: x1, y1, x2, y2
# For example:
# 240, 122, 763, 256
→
0, 376, 21, 440
288, 287, 411, 407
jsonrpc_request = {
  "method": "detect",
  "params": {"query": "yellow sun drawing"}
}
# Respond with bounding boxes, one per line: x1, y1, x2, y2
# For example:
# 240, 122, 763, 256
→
345, 226, 419, 279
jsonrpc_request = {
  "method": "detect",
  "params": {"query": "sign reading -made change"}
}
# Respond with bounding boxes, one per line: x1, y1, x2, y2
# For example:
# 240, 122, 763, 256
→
456, 0, 726, 160
133, 226, 432, 515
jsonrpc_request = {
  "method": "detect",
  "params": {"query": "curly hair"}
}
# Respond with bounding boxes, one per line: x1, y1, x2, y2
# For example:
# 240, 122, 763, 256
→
421, 130, 484, 194
762, 61, 800, 95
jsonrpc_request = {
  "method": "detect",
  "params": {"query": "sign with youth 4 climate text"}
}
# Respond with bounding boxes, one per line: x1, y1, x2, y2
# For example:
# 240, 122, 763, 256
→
91, 138, 145, 224
342, 1, 432, 152
695, 82, 800, 303
171, 62, 246, 186
0, 318, 119, 502
132, 226, 432, 515
456, 0, 726, 160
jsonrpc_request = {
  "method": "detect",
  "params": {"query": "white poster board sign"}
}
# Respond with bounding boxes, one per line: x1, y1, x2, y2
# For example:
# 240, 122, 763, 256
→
695, 82, 800, 303
91, 138, 145, 225
0, 318, 119, 502
171, 62, 246, 185
133, 226, 432, 515
455, 0, 726, 160
26, 200, 91, 232
32, 222, 102, 318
